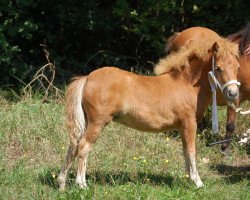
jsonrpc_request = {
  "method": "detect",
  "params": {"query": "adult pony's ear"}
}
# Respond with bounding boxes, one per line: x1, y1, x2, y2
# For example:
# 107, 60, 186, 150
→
212, 42, 219, 53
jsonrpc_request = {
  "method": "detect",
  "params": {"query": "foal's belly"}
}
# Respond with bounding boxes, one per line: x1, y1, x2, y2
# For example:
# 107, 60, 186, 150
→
113, 111, 179, 132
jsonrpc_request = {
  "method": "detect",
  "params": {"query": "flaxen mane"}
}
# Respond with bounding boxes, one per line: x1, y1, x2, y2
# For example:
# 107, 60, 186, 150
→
154, 38, 238, 75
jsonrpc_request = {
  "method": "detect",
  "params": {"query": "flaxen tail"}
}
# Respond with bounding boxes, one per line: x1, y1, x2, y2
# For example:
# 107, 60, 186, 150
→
65, 76, 87, 140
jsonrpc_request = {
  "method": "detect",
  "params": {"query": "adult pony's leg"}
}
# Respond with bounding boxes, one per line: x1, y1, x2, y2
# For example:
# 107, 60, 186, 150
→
221, 106, 237, 152
181, 118, 203, 188
221, 99, 239, 152
76, 122, 104, 188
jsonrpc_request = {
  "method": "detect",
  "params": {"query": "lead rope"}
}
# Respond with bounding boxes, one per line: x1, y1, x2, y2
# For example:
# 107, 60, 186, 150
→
227, 102, 250, 145
229, 103, 250, 144
208, 54, 219, 133
227, 102, 250, 115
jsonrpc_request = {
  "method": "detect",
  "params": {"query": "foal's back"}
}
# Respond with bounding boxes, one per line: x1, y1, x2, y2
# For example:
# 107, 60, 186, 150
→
83, 67, 196, 132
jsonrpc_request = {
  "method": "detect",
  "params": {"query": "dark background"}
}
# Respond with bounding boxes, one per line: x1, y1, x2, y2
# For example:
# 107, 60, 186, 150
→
0, 0, 249, 87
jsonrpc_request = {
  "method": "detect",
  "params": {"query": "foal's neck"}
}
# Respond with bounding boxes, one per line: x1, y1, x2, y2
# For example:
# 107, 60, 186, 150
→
177, 55, 214, 120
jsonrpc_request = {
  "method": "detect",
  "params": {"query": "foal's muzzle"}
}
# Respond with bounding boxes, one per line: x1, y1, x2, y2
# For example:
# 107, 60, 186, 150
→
224, 85, 239, 101
208, 71, 241, 101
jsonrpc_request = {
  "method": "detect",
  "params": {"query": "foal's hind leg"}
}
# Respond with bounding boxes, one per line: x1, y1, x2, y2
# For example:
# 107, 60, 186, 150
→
76, 122, 103, 188
57, 137, 78, 190
181, 119, 203, 188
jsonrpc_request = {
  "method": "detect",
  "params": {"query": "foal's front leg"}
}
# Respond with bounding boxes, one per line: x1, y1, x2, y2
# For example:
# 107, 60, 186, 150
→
181, 119, 203, 188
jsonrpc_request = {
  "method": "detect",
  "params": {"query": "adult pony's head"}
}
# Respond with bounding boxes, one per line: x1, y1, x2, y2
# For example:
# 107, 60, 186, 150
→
156, 36, 240, 102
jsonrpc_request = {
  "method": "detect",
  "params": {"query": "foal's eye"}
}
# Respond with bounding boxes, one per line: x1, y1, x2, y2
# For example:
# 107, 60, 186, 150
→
215, 66, 222, 72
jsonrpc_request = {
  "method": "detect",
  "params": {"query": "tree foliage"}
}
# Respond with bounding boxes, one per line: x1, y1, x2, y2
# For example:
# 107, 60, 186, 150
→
0, 0, 249, 86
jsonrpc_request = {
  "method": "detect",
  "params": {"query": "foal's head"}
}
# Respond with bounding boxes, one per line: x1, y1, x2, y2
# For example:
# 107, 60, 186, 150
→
155, 38, 240, 101
210, 41, 240, 101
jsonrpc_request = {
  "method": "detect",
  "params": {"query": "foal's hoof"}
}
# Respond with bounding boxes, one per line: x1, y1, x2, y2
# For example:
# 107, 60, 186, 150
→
76, 181, 87, 189
59, 186, 65, 192
58, 182, 66, 191
78, 184, 88, 190
196, 182, 204, 188
221, 142, 231, 153
220, 146, 231, 157
57, 177, 66, 191
194, 179, 204, 188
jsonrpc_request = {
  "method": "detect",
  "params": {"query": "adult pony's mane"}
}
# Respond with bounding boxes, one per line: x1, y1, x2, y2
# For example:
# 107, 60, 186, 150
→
227, 22, 250, 55
239, 22, 250, 55
154, 37, 238, 75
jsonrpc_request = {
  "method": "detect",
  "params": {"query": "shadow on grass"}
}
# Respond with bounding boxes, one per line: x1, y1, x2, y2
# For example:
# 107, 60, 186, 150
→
0, 89, 21, 102
210, 164, 250, 184
87, 171, 174, 187
246, 144, 250, 155
39, 169, 175, 189
39, 169, 60, 189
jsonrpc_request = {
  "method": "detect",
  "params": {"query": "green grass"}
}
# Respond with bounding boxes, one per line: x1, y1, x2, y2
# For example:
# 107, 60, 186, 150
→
0, 93, 249, 200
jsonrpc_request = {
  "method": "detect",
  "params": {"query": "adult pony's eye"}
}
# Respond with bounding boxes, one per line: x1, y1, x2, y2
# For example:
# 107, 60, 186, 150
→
215, 65, 222, 72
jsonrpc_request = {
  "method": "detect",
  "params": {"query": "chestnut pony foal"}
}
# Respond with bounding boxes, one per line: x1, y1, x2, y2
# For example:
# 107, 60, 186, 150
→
58, 38, 240, 190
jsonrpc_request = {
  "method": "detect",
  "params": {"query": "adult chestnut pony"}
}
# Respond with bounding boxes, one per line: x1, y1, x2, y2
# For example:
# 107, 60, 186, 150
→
165, 24, 250, 152
58, 38, 240, 190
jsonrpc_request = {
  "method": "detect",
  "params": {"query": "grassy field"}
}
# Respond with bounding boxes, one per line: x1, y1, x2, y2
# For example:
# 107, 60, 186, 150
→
0, 92, 249, 200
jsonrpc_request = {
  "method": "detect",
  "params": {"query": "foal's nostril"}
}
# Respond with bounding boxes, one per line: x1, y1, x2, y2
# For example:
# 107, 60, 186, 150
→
227, 90, 239, 99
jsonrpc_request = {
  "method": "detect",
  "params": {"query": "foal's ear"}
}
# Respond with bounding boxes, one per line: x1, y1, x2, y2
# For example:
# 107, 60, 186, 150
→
212, 42, 219, 53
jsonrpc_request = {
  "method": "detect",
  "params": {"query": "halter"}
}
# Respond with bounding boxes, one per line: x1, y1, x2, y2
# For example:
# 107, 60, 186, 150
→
208, 54, 241, 96
208, 53, 241, 133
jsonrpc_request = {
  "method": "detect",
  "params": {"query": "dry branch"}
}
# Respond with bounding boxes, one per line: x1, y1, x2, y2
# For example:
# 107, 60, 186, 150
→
23, 42, 64, 100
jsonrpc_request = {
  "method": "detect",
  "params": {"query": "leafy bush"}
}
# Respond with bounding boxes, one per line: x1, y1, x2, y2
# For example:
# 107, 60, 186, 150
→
0, 0, 249, 86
